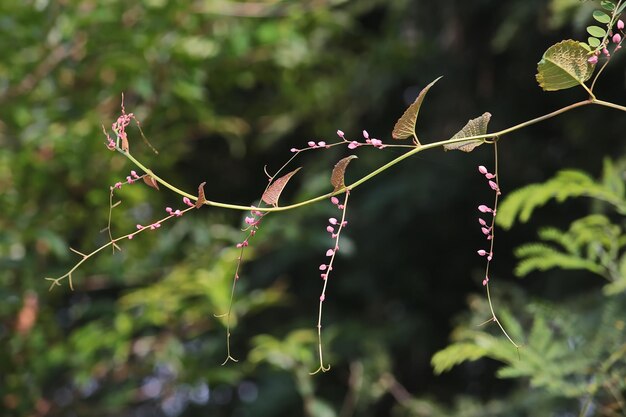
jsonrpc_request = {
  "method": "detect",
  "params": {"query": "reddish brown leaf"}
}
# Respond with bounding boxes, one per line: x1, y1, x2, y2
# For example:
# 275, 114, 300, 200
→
195, 181, 207, 208
443, 112, 491, 153
392, 76, 442, 143
143, 175, 160, 190
262, 167, 302, 206
120, 135, 129, 152
331, 155, 358, 192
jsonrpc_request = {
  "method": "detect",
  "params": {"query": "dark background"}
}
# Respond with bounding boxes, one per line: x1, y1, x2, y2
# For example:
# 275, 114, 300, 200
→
1, 1, 625, 416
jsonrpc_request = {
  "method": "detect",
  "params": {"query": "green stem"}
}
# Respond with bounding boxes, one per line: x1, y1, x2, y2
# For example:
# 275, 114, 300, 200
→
122, 98, 617, 214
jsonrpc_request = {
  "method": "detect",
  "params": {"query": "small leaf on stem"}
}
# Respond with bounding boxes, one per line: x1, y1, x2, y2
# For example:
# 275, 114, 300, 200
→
195, 182, 207, 208
331, 155, 358, 192
143, 175, 160, 190
262, 167, 302, 206
444, 112, 491, 152
392, 76, 443, 143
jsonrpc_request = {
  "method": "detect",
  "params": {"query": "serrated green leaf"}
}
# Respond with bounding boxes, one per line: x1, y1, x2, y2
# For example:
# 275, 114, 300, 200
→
536, 40, 595, 91
587, 25, 607, 37
443, 112, 491, 152
588, 37, 601, 48
593, 10, 611, 24
392, 76, 442, 144
601, 1, 615, 11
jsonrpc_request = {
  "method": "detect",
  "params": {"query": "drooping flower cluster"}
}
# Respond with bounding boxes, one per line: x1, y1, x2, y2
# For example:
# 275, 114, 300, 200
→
476, 165, 499, 286
236, 209, 265, 249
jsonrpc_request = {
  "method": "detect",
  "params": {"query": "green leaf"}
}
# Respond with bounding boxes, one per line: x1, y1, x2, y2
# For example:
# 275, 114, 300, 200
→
618, 2, 626, 14
587, 25, 607, 37
580, 42, 592, 52
601, 1, 615, 11
443, 112, 491, 152
593, 10, 611, 24
392, 76, 442, 144
431, 343, 488, 374
536, 40, 595, 91
588, 37, 601, 48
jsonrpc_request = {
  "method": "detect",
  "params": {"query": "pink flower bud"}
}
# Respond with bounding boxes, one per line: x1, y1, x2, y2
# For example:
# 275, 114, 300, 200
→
321, 274, 327, 280
477, 250, 487, 256
307, 141, 316, 147
326, 249, 335, 256
487, 255, 492, 261
290, 148, 298, 153
370, 138, 383, 147
337, 130, 345, 138
478, 218, 487, 226
326, 226, 335, 233
488, 180, 499, 191
245, 217, 255, 225
348, 141, 359, 149
478, 165, 488, 175
362, 130, 369, 139
613, 33, 622, 44
320, 294, 325, 301
481, 227, 491, 236
318, 141, 327, 147
183, 197, 194, 207
128, 234, 134, 240
329, 218, 338, 225
319, 264, 327, 271
174, 209, 182, 217
131, 170, 139, 178
603, 48, 610, 57
331, 196, 339, 205
478, 205, 492, 213
618, 19, 624, 30
136, 224, 144, 230
482, 277, 489, 286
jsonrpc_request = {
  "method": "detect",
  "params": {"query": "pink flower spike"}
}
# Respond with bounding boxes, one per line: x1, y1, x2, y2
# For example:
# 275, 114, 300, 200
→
320, 294, 325, 302
307, 141, 316, 148
348, 141, 359, 149
329, 218, 338, 225
331, 196, 339, 205
478, 165, 488, 175
478, 205, 492, 213
362, 130, 369, 139
326, 226, 335, 233
614, 33, 622, 44
477, 250, 487, 256
326, 249, 335, 256
478, 218, 487, 226
317, 141, 326, 147
337, 130, 345, 138
319, 264, 327, 271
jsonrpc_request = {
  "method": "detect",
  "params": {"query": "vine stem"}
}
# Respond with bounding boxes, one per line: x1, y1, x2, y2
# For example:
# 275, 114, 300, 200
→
122, 99, 596, 213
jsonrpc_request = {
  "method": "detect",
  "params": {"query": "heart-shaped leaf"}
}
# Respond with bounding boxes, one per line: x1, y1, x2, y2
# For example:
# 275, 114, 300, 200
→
536, 40, 595, 91
262, 168, 301, 206
444, 113, 491, 153
143, 175, 160, 190
331, 155, 358, 192
392, 76, 442, 144
195, 182, 207, 208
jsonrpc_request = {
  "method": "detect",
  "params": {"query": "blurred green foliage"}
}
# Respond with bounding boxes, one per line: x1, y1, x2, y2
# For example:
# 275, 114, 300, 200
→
2, 0, 626, 416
